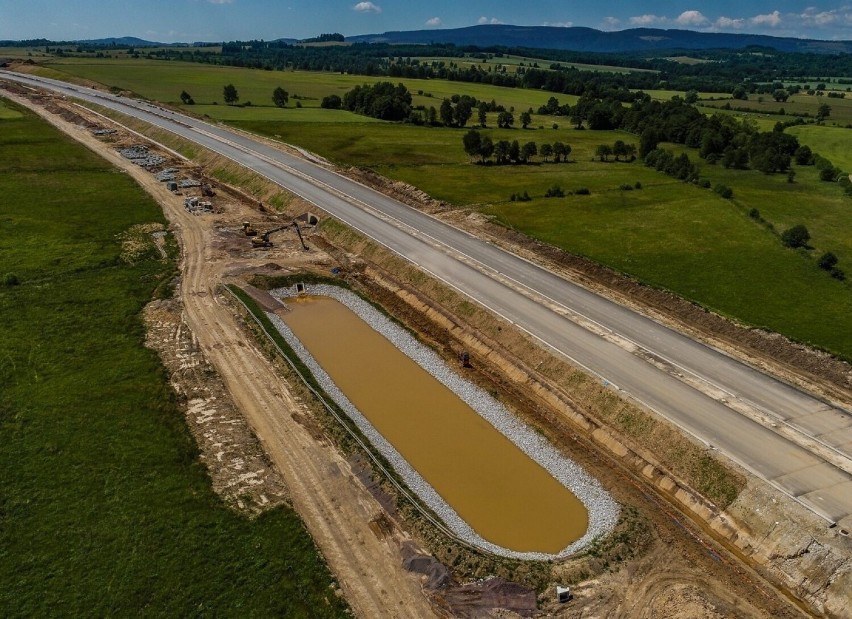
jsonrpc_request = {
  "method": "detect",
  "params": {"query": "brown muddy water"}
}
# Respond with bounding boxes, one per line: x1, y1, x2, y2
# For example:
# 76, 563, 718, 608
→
282, 295, 588, 554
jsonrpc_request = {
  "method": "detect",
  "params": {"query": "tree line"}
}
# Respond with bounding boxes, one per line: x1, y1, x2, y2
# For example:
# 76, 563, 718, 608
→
147, 40, 852, 101
462, 130, 572, 165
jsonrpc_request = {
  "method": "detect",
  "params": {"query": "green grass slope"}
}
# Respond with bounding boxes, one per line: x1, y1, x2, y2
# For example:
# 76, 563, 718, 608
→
0, 98, 348, 618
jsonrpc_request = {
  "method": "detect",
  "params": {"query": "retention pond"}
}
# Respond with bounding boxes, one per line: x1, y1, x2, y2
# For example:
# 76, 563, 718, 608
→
268, 285, 618, 559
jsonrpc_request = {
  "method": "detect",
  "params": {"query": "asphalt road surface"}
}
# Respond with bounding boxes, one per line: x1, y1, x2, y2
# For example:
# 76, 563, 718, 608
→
5, 71, 850, 525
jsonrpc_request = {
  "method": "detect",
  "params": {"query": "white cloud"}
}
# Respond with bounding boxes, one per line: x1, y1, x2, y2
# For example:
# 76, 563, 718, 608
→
801, 8, 842, 25
206, 0, 234, 4
751, 10, 781, 27
543, 21, 573, 28
715, 16, 745, 29
477, 16, 502, 25
629, 14, 666, 26
601, 16, 621, 30
352, 2, 381, 13
676, 10, 709, 26
425, 16, 442, 27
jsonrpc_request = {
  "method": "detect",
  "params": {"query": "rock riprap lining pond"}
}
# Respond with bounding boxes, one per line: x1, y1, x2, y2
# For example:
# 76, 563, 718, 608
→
269, 285, 618, 559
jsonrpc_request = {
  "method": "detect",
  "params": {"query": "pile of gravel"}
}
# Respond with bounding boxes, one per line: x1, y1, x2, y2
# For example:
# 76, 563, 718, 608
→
155, 168, 179, 182
268, 284, 619, 560
118, 145, 166, 167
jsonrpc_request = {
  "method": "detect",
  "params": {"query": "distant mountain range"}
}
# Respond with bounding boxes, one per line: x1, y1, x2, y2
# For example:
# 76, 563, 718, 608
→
347, 24, 852, 54
7, 25, 851, 55
77, 36, 165, 47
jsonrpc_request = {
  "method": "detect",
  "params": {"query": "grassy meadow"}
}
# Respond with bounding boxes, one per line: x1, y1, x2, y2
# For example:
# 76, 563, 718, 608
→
36, 58, 575, 113
414, 54, 657, 75
0, 98, 348, 617
702, 92, 852, 126
0, 98, 23, 119
23, 58, 852, 358
787, 124, 852, 172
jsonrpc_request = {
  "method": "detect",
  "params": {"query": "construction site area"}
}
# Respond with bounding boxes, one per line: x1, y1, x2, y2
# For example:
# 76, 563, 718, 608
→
3, 80, 850, 619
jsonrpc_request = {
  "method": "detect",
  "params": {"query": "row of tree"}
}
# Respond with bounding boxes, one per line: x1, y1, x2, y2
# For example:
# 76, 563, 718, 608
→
462, 130, 571, 164
180, 85, 291, 107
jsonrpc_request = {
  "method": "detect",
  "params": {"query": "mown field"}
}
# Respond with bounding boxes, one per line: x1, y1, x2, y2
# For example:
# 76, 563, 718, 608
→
24, 59, 852, 358
36, 58, 575, 113
0, 98, 348, 617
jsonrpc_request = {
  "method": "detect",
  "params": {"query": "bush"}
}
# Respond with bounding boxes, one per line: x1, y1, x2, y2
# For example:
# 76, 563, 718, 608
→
830, 267, 846, 280
509, 191, 531, 202
819, 166, 840, 182
3, 273, 20, 286
574, 187, 591, 195
817, 252, 838, 270
781, 224, 811, 248
713, 184, 734, 199
700, 179, 712, 188
544, 184, 565, 198
634, 181, 642, 189
748, 208, 761, 220
320, 94, 342, 109
619, 184, 634, 191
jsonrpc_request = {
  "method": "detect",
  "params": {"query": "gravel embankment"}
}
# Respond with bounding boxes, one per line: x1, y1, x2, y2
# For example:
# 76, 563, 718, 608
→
268, 284, 619, 560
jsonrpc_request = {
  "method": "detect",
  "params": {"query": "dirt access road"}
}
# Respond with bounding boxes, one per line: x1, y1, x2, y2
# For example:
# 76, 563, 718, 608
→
5, 92, 437, 619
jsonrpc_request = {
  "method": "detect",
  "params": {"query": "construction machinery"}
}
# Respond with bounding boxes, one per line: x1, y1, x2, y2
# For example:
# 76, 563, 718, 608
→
242, 221, 258, 237
250, 221, 308, 250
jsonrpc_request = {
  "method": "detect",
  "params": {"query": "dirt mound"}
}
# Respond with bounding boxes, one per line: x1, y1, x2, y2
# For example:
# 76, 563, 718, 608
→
439, 578, 537, 618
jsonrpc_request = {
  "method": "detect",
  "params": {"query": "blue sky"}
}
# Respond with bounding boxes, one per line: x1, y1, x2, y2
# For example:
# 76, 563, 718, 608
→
2, 0, 851, 43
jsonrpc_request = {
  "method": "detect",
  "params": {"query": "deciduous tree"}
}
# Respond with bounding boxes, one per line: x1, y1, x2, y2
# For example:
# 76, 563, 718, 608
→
781, 225, 810, 248
272, 86, 289, 107
223, 84, 239, 105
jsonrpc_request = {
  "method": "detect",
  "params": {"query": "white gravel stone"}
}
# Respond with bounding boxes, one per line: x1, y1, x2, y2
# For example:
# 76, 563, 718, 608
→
268, 284, 619, 560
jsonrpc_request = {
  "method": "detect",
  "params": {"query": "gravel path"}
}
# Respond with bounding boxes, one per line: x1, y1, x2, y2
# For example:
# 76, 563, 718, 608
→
268, 284, 619, 560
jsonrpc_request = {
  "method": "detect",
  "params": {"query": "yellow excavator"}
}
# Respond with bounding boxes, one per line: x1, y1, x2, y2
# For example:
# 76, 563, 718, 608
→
242, 221, 258, 236
251, 221, 308, 250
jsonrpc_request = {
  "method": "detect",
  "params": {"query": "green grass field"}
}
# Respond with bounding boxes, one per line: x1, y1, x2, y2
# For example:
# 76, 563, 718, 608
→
702, 93, 852, 126
788, 124, 852, 172
0, 99, 23, 119
0, 98, 349, 617
38, 58, 576, 114
415, 54, 656, 75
